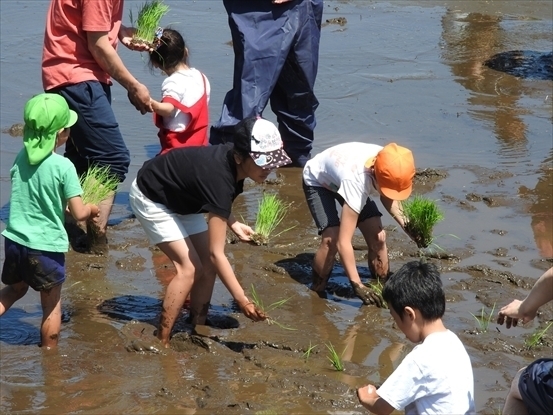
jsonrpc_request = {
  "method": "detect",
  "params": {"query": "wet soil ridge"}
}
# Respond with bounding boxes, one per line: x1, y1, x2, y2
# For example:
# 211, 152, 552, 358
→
485, 50, 553, 80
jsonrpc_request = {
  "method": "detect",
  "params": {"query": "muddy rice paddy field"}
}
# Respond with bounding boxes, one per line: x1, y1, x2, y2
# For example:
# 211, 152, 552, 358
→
1, 0, 552, 414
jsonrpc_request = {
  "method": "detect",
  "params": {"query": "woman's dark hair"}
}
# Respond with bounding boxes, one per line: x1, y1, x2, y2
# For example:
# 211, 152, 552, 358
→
149, 28, 188, 71
382, 260, 445, 321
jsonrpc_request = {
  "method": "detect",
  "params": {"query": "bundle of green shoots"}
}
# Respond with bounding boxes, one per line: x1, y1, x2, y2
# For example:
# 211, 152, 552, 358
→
251, 193, 293, 245
80, 165, 119, 205
129, 0, 170, 48
401, 194, 444, 248
250, 284, 296, 330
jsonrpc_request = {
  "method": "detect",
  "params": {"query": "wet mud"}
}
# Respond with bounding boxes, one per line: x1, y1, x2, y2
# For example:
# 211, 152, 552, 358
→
1, 0, 552, 414
21, 165, 546, 414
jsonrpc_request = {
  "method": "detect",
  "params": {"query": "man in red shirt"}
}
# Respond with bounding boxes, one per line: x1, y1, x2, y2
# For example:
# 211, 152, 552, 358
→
42, 0, 151, 251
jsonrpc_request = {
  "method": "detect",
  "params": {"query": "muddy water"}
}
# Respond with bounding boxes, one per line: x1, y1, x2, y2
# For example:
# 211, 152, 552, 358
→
1, 0, 552, 414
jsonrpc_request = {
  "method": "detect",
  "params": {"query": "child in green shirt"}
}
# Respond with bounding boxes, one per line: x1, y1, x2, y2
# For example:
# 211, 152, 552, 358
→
0, 94, 98, 349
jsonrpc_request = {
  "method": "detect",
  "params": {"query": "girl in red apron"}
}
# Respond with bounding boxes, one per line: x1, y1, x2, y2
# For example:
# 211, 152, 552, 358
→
149, 28, 210, 155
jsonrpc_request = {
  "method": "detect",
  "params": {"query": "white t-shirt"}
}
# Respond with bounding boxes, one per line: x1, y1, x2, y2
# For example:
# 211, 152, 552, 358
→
302, 142, 382, 213
160, 68, 210, 132
377, 330, 475, 414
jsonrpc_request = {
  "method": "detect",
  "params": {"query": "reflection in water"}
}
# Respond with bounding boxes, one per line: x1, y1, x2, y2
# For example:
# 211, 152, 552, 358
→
520, 151, 553, 258
440, 11, 529, 157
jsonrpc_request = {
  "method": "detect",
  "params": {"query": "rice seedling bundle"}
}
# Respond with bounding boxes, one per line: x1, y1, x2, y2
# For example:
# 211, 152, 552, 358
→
129, 0, 170, 48
401, 194, 444, 248
251, 193, 292, 245
80, 165, 119, 205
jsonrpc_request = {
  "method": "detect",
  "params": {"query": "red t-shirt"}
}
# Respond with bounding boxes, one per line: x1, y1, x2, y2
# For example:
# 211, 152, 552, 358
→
42, 0, 123, 90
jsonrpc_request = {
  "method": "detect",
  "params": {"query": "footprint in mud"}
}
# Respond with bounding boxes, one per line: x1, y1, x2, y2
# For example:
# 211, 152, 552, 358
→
120, 321, 163, 354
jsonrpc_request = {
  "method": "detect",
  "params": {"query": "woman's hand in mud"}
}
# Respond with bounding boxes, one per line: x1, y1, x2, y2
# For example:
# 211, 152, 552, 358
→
351, 282, 385, 308
497, 299, 535, 328
237, 299, 267, 322
230, 221, 254, 242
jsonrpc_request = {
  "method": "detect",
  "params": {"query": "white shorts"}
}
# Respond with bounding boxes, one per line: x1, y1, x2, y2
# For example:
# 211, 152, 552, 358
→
129, 179, 208, 245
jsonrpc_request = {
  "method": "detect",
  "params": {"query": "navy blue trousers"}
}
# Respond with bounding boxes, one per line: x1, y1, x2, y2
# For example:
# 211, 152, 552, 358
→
210, 0, 323, 167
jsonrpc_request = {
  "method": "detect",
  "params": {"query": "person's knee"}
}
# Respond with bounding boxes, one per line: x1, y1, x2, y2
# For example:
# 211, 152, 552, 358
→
10, 282, 29, 299
320, 228, 339, 253
510, 367, 525, 400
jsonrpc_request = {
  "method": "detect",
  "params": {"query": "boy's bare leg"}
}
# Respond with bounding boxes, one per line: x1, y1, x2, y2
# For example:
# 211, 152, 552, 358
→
156, 239, 198, 347
40, 285, 62, 348
311, 227, 339, 293
503, 368, 528, 415
187, 231, 216, 325
358, 217, 389, 279
0, 281, 29, 315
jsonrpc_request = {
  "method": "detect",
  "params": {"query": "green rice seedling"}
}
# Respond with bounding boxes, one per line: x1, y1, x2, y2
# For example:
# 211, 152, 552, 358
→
249, 284, 296, 330
525, 321, 553, 349
364, 278, 387, 308
302, 341, 317, 361
80, 165, 119, 205
326, 342, 345, 371
469, 302, 496, 333
129, 0, 170, 48
251, 193, 294, 245
401, 194, 444, 248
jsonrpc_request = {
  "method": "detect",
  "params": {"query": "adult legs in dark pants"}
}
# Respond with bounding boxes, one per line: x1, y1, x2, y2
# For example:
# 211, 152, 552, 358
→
210, 0, 323, 167
49, 81, 130, 250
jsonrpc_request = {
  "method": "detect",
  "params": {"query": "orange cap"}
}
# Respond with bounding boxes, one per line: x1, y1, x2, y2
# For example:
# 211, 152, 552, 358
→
371, 143, 415, 200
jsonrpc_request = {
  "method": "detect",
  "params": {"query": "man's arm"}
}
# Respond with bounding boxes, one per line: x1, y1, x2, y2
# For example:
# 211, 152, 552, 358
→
86, 31, 151, 114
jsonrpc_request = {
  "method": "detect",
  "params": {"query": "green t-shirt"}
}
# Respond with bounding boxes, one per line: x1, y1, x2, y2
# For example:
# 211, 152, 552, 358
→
2, 150, 82, 252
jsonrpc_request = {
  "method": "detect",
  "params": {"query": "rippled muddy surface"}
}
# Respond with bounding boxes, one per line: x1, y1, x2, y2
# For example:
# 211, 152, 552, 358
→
1, 1, 552, 414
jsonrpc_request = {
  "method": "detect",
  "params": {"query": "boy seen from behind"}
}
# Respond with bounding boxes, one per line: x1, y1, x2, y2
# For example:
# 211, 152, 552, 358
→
357, 261, 475, 414
0, 93, 98, 349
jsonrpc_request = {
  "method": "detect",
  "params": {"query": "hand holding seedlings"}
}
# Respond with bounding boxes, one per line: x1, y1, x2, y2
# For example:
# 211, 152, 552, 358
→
237, 298, 267, 322
229, 219, 255, 242
400, 195, 444, 249
118, 25, 153, 52
497, 267, 553, 328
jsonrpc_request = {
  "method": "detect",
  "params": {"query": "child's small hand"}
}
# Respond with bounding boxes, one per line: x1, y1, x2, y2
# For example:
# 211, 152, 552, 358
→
237, 297, 267, 322
88, 204, 100, 218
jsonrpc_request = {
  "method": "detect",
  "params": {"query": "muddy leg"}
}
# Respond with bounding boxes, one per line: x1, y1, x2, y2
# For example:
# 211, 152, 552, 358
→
358, 217, 389, 279
156, 239, 200, 347
39, 285, 62, 349
0, 281, 29, 315
502, 368, 528, 415
187, 231, 215, 325
312, 227, 339, 294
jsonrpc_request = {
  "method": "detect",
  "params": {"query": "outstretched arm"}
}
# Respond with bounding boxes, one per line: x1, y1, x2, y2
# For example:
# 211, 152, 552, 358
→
86, 31, 151, 114
207, 213, 265, 321
497, 267, 553, 328
337, 204, 362, 285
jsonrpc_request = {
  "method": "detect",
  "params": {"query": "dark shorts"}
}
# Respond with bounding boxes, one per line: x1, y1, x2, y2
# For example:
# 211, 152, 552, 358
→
1, 238, 66, 291
48, 81, 130, 182
519, 358, 553, 415
303, 182, 382, 235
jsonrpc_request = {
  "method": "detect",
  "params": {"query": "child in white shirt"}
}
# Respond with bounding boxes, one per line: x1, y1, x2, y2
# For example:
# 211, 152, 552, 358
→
357, 260, 475, 414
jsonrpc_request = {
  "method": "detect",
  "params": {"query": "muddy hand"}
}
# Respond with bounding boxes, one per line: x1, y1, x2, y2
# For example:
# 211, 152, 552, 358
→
497, 299, 525, 328
351, 282, 384, 308
239, 301, 267, 322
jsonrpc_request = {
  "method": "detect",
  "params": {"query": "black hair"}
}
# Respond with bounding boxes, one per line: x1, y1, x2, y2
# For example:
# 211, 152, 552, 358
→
149, 28, 188, 72
232, 117, 257, 160
382, 260, 445, 321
